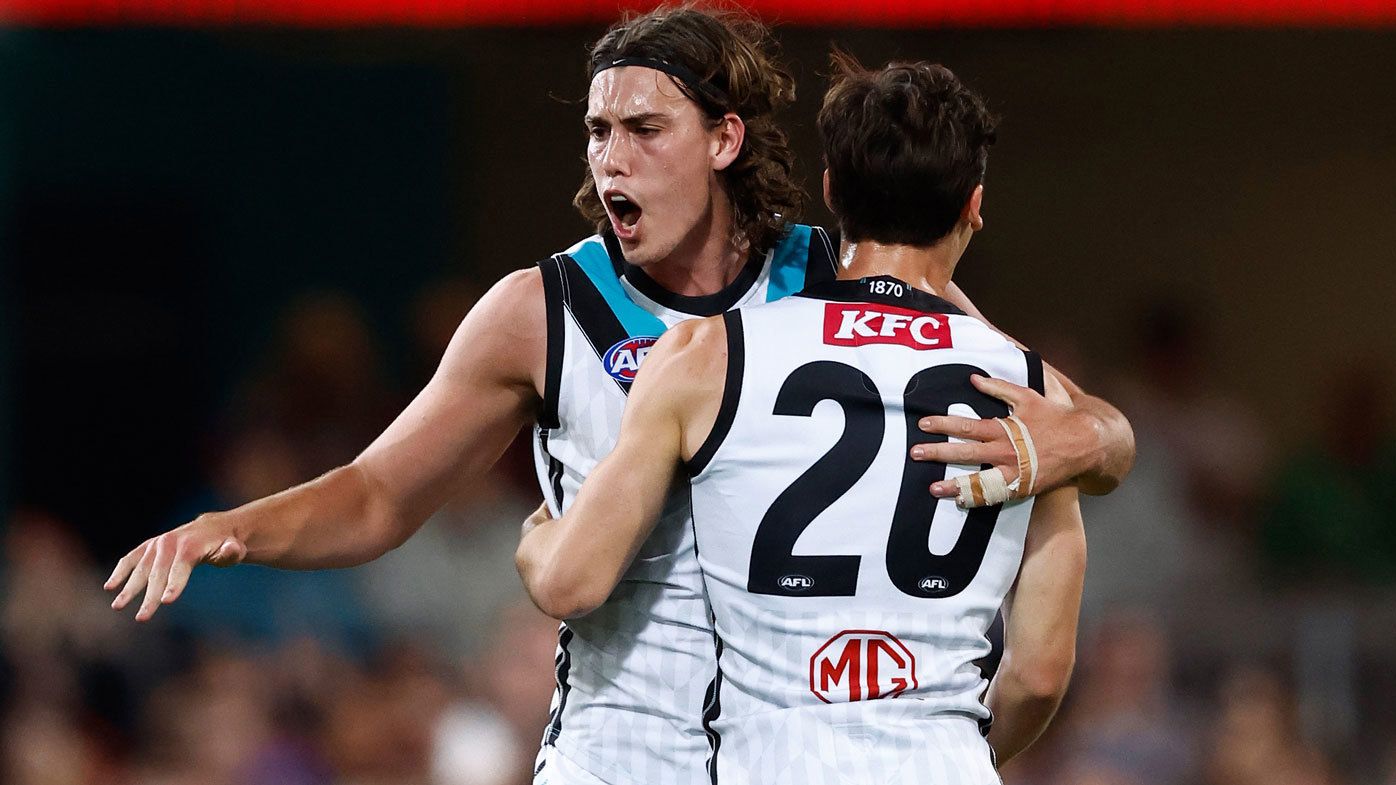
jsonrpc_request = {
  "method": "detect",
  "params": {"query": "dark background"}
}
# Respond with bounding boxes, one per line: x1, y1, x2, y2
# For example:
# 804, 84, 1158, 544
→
5, 28, 1393, 553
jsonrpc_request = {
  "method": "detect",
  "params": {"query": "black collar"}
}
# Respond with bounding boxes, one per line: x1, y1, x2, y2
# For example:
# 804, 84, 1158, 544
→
603, 232, 764, 317
796, 276, 966, 315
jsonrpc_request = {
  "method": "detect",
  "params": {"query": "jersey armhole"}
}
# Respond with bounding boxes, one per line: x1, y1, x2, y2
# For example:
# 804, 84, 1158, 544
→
537, 255, 566, 429
685, 310, 745, 477
1022, 349, 1045, 396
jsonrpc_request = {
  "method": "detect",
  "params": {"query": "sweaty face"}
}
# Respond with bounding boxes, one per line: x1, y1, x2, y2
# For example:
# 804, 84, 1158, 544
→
586, 67, 723, 267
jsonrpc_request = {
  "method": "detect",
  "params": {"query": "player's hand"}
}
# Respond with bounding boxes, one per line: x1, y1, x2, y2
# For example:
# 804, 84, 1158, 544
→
521, 501, 554, 539
104, 515, 247, 622
911, 375, 1098, 507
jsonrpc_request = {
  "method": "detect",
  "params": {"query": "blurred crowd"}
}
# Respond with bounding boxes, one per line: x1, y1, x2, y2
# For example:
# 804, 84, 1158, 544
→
3, 282, 1395, 785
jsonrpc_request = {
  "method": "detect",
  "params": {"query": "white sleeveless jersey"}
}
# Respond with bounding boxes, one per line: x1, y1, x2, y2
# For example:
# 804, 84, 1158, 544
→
685, 276, 1045, 785
531, 226, 837, 785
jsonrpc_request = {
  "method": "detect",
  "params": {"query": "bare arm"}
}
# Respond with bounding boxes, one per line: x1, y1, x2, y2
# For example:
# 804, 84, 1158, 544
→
107, 269, 545, 621
516, 317, 726, 620
985, 484, 1087, 764
928, 283, 1136, 498
1039, 361, 1135, 496
926, 349, 1086, 761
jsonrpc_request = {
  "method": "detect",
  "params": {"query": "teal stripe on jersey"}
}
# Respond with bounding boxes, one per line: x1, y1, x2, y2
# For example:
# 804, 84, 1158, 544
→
568, 238, 668, 338
764, 224, 812, 303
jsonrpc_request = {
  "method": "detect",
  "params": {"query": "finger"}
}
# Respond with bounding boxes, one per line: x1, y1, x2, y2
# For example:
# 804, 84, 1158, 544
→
163, 537, 243, 605
911, 440, 1015, 468
933, 469, 1017, 509
162, 548, 198, 606
105, 543, 149, 591
136, 539, 178, 622
112, 545, 158, 611
916, 415, 1001, 444
930, 479, 959, 498
970, 374, 1034, 409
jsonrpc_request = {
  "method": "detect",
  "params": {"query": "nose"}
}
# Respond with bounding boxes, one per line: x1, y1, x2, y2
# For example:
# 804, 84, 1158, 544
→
599, 131, 633, 178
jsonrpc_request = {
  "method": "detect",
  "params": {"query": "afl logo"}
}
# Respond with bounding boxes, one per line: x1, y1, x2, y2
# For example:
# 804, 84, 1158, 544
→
918, 576, 950, 593
778, 574, 814, 592
603, 336, 659, 382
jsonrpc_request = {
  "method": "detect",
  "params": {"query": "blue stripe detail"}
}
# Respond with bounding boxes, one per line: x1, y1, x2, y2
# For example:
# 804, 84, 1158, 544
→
764, 224, 813, 303
568, 238, 667, 338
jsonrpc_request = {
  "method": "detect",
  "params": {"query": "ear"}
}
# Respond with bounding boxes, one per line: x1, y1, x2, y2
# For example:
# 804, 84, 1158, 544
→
962, 184, 985, 232
822, 170, 834, 212
711, 113, 745, 172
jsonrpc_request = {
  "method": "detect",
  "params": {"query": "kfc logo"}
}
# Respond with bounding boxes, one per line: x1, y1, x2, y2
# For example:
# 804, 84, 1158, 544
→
809, 630, 918, 704
822, 303, 953, 350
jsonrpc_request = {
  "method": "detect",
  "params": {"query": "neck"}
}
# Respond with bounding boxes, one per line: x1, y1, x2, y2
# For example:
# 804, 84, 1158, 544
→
836, 231, 966, 295
636, 192, 747, 296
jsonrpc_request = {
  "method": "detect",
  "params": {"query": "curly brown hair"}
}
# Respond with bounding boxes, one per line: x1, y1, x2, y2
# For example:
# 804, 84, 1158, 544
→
818, 51, 998, 246
575, 4, 805, 257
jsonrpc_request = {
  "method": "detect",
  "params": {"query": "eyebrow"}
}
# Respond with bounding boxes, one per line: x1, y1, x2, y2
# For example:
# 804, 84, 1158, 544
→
584, 112, 670, 127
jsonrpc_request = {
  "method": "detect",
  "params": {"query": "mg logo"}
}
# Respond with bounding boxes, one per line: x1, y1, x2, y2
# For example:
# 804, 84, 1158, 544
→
809, 630, 917, 704
778, 574, 813, 591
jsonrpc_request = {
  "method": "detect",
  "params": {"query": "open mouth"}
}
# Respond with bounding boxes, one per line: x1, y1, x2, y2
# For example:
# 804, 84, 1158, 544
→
606, 191, 643, 237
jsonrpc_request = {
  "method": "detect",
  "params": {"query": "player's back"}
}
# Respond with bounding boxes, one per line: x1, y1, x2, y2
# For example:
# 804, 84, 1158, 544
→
530, 225, 836, 785
686, 275, 1044, 785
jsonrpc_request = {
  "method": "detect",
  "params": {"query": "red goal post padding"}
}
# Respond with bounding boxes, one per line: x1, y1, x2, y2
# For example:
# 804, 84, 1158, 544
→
5, 0, 1396, 27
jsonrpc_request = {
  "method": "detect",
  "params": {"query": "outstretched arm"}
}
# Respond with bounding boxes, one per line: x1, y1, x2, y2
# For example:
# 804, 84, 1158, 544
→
931, 283, 1136, 501
516, 317, 726, 619
986, 484, 1087, 764
106, 269, 545, 621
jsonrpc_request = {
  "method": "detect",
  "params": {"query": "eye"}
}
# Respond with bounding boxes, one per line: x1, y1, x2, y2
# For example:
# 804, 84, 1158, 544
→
588, 125, 609, 141
635, 126, 660, 137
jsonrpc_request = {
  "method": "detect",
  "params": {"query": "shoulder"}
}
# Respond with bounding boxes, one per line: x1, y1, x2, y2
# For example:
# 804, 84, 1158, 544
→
438, 267, 546, 393
946, 311, 1008, 343
464, 268, 546, 350
487, 266, 545, 308
629, 317, 729, 410
626, 316, 730, 444
647, 316, 728, 377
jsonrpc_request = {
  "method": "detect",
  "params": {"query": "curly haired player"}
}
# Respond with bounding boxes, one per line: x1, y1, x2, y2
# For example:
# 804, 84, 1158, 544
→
518, 54, 1086, 782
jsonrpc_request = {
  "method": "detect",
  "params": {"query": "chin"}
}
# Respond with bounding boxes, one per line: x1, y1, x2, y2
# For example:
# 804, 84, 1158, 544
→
618, 237, 670, 269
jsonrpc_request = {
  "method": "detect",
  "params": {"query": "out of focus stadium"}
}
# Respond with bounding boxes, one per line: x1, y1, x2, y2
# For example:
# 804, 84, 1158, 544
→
2, 1, 1395, 783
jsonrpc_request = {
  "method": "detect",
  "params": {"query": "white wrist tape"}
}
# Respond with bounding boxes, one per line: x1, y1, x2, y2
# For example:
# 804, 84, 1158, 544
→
955, 467, 1011, 508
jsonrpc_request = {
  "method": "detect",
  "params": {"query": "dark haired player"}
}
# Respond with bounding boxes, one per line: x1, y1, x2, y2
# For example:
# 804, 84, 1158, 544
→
108, 9, 1123, 785
517, 55, 1085, 783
